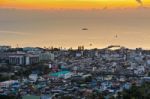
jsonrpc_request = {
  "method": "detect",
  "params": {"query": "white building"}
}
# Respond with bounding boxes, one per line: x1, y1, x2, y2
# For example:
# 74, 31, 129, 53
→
23, 47, 42, 52
25, 54, 39, 65
39, 52, 54, 61
29, 74, 38, 82
9, 53, 39, 65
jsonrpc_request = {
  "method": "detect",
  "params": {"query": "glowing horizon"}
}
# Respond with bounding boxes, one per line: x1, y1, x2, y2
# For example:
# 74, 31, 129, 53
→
1, 0, 150, 9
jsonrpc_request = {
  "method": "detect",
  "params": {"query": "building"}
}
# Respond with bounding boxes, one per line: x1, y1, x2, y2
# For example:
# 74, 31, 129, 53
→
25, 54, 39, 65
29, 74, 38, 82
9, 52, 26, 65
23, 47, 42, 52
9, 55, 25, 65
39, 52, 54, 61
0, 52, 15, 63
0, 46, 11, 52
50, 71, 73, 79
9, 53, 39, 66
23, 95, 40, 99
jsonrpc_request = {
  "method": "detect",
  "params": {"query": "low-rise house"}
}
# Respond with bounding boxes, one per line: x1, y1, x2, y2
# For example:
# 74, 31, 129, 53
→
50, 71, 73, 79
29, 74, 38, 82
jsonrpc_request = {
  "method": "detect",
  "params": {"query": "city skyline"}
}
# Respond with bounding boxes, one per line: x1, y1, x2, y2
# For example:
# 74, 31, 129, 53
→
0, 0, 150, 49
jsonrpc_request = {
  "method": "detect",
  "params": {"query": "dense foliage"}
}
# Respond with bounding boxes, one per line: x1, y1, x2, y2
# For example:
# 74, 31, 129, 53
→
120, 82, 150, 99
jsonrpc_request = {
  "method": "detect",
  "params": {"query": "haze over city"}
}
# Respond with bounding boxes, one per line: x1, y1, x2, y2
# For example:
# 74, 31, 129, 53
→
0, 0, 150, 49
1, 1, 150, 99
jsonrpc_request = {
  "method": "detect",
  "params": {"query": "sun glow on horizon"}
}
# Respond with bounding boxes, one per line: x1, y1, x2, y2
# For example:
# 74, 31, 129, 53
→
0, 0, 150, 9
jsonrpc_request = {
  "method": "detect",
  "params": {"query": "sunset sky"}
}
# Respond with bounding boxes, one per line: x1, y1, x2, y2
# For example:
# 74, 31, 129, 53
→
0, 0, 150, 49
1, 0, 150, 9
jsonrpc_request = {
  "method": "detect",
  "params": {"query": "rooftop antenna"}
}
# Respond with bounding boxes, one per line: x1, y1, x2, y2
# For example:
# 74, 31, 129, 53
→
16, 44, 19, 48
89, 43, 93, 49
82, 28, 88, 31
90, 43, 93, 46
115, 34, 118, 38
